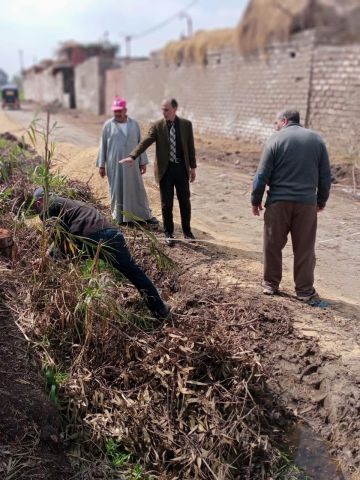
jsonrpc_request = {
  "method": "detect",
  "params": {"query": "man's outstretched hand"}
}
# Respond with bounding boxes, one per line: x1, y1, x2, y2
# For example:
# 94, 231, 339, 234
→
119, 157, 135, 165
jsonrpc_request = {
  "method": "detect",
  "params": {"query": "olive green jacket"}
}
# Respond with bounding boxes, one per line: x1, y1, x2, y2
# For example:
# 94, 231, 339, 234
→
130, 117, 196, 183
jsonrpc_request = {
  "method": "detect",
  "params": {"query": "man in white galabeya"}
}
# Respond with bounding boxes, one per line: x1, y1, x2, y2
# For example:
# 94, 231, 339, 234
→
251, 108, 332, 304
97, 97, 158, 226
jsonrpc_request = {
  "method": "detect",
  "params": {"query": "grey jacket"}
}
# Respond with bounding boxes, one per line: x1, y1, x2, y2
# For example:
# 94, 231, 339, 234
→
251, 123, 331, 207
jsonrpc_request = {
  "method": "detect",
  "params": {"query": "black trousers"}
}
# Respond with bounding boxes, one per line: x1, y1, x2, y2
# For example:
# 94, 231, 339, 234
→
86, 228, 165, 313
159, 162, 191, 236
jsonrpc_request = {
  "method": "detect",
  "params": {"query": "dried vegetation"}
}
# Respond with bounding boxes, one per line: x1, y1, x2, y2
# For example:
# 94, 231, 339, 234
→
236, 0, 360, 55
161, 0, 360, 64
162, 29, 235, 66
0, 132, 296, 479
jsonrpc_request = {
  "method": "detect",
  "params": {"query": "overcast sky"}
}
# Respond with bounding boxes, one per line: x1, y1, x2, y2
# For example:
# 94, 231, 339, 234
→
0, 0, 249, 79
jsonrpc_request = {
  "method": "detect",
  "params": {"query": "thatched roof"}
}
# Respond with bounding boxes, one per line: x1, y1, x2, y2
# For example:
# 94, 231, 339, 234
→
236, 0, 360, 54
162, 28, 235, 65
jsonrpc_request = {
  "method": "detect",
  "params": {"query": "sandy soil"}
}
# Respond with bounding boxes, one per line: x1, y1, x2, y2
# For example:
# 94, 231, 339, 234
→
1, 104, 360, 478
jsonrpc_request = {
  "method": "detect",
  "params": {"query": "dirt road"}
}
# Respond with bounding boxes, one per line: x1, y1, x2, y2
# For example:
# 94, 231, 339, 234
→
1, 105, 360, 477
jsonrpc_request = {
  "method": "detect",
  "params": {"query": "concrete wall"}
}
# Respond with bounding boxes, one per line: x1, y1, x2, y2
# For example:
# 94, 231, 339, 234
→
105, 68, 122, 115
75, 57, 101, 115
75, 57, 114, 115
23, 69, 64, 105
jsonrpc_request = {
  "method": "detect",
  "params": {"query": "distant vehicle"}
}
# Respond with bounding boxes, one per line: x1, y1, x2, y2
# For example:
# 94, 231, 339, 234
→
1, 85, 20, 110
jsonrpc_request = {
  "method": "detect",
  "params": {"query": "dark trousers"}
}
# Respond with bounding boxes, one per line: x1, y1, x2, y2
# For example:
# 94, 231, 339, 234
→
263, 202, 317, 296
159, 162, 191, 235
87, 228, 164, 312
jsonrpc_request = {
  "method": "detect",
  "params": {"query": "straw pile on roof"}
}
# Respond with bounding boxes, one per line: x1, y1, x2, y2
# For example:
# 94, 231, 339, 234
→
162, 28, 235, 65
161, 0, 360, 64
236, 0, 360, 55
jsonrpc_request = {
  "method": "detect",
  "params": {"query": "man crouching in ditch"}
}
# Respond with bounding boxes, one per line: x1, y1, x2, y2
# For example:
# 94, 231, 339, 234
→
33, 187, 170, 319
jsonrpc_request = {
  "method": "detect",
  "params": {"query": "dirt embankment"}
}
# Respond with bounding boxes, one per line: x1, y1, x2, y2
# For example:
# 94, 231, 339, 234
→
0, 300, 72, 479
0, 105, 360, 478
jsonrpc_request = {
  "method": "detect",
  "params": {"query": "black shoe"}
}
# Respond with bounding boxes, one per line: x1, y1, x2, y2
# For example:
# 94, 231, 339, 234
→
184, 232, 196, 242
146, 216, 160, 226
154, 302, 171, 319
164, 233, 175, 247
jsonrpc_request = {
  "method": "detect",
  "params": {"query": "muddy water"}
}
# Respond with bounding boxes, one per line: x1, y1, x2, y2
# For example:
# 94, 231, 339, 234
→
289, 424, 345, 479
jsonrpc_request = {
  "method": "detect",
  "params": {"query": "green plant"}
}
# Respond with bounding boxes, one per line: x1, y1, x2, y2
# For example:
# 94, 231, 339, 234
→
275, 451, 310, 480
40, 334, 50, 348
0, 158, 9, 181
105, 439, 131, 469
104, 440, 149, 478
0, 186, 13, 210
44, 365, 69, 405
128, 464, 145, 480
0, 138, 11, 149
31, 164, 76, 198
26, 113, 57, 261
0, 137, 29, 183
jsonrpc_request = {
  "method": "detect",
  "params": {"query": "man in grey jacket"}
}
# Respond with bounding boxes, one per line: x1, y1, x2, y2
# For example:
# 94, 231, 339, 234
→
251, 108, 331, 302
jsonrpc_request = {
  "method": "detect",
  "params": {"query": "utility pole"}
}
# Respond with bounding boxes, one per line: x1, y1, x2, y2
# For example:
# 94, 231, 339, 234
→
125, 35, 132, 59
18, 49, 24, 74
179, 12, 193, 38
119, 33, 132, 63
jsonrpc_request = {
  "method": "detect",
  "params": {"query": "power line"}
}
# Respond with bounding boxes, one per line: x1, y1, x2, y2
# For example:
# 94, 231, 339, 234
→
132, 0, 198, 39
119, 0, 198, 57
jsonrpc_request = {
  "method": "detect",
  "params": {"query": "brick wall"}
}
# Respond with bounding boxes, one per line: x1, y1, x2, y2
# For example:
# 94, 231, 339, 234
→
308, 44, 360, 155
75, 57, 113, 115
120, 31, 315, 142
116, 30, 360, 154
23, 69, 64, 105
23, 29, 360, 155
